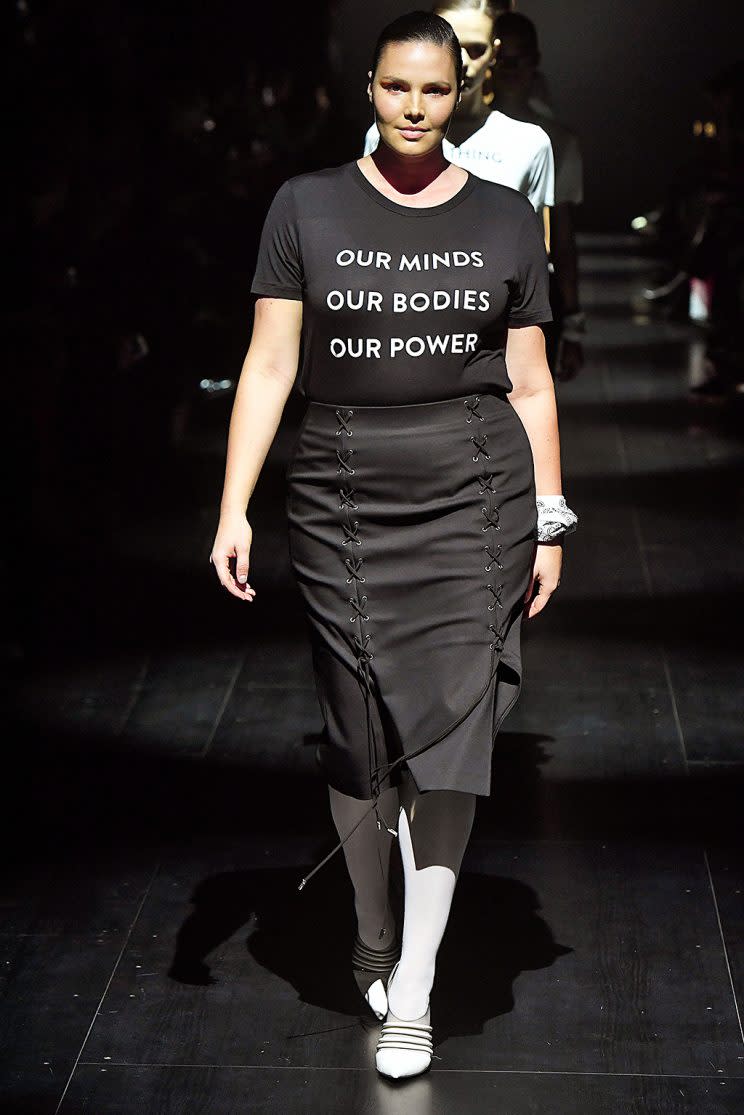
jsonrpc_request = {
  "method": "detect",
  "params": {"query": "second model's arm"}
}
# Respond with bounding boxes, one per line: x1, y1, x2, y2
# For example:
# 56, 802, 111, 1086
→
550, 202, 580, 317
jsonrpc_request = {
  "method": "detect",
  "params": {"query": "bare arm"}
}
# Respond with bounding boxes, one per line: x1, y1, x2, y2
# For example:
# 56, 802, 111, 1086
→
505, 323, 564, 618
210, 296, 303, 600
220, 296, 302, 513
505, 324, 562, 496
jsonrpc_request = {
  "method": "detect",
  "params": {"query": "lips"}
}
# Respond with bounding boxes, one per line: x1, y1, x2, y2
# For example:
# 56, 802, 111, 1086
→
398, 127, 428, 138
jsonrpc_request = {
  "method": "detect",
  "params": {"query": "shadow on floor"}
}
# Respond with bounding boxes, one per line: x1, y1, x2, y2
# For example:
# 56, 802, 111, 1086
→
167, 857, 572, 1044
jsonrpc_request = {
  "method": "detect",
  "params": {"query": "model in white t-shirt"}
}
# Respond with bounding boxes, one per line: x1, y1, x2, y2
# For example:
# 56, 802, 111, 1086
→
493, 10, 585, 381
363, 108, 554, 213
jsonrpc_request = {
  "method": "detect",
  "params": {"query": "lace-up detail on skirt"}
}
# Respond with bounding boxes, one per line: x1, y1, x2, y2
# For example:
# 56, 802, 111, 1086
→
289, 392, 537, 890
464, 397, 507, 652
334, 407, 385, 808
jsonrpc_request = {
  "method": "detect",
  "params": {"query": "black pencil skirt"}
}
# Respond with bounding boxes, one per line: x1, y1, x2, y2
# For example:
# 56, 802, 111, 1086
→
285, 391, 537, 800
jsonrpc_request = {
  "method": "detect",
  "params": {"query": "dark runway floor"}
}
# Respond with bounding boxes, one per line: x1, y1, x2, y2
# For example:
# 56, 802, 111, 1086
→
5, 236, 744, 1113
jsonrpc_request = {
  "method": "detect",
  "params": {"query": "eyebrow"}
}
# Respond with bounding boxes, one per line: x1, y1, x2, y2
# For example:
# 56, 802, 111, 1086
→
378, 75, 452, 85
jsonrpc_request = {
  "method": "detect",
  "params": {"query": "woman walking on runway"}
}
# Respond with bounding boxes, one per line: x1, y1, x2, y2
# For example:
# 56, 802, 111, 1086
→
210, 10, 577, 1081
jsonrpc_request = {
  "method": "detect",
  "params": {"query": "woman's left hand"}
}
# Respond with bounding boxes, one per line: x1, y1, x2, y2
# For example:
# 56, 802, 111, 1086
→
524, 542, 563, 619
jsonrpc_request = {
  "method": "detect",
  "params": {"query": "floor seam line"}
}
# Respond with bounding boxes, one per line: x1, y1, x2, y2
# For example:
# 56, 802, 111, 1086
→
199, 653, 246, 759
115, 653, 152, 737
72, 1063, 744, 1078
53, 862, 162, 1115
703, 848, 744, 1047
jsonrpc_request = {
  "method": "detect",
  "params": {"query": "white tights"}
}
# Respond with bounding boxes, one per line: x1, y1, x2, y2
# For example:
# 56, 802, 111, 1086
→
328, 769, 476, 1019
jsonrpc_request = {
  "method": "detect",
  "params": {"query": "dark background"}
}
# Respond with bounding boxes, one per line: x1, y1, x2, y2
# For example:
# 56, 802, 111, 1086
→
331, 0, 744, 229
10, 0, 744, 658
14, 0, 744, 241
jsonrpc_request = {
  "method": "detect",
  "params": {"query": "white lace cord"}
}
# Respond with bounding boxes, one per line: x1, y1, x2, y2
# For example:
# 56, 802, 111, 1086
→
536, 495, 578, 543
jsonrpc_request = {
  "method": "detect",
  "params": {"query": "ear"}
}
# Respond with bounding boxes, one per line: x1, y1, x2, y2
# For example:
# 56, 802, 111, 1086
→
367, 70, 373, 102
492, 37, 501, 60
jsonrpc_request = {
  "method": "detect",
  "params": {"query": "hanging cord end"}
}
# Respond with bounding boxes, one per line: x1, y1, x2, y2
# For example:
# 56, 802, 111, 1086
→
374, 798, 398, 838
296, 792, 383, 893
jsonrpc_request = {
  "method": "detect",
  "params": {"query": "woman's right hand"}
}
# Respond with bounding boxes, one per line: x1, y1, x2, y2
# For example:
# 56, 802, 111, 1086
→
209, 513, 256, 602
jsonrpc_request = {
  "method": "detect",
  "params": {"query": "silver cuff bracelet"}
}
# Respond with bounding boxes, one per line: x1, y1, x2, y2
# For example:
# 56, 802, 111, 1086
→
536, 495, 578, 543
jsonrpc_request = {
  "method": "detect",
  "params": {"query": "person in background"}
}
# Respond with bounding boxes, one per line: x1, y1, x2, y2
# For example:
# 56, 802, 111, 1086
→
493, 11, 585, 380
686, 60, 744, 401
362, 0, 555, 220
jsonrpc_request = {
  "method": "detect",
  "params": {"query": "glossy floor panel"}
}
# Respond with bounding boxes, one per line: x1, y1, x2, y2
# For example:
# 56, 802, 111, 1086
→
58, 1066, 744, 1115
73, 839, 743, 1077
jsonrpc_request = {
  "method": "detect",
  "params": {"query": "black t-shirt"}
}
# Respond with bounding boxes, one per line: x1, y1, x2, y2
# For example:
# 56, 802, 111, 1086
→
250, 160, 552, 405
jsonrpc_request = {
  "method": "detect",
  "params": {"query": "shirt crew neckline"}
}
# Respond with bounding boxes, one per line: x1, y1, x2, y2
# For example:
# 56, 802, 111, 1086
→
349, 159, 477, 216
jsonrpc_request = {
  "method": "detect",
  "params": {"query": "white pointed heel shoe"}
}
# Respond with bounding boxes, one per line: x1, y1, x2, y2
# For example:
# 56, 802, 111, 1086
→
375, 960, 433, 1079
352, 933, 400, 1021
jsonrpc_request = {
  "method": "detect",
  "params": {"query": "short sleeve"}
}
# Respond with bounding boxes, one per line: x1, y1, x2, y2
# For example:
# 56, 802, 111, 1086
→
507, 210, 553, 327
250, 181, 304, 300
525, 132, 555, 211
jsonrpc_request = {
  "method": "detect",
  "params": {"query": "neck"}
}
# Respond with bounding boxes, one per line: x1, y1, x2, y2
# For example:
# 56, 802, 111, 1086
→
493, 91, 530, 117
370, 138, 449, 194
456, 86, 492, 122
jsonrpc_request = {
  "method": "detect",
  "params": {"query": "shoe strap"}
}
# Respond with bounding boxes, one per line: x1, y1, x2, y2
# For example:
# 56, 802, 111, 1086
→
378, 1041, 433, 1053
352, 935, 400, 973
378, 1024, 433, 1052
379, 1023, 433, 1035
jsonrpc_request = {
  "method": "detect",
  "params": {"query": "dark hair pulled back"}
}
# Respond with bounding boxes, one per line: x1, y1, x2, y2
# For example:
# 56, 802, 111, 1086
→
370, 10, 464, 90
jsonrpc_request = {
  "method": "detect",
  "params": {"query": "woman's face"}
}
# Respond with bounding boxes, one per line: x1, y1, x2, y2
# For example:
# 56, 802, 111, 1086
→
368, 40, 460, 156
437, 9, 496, 96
